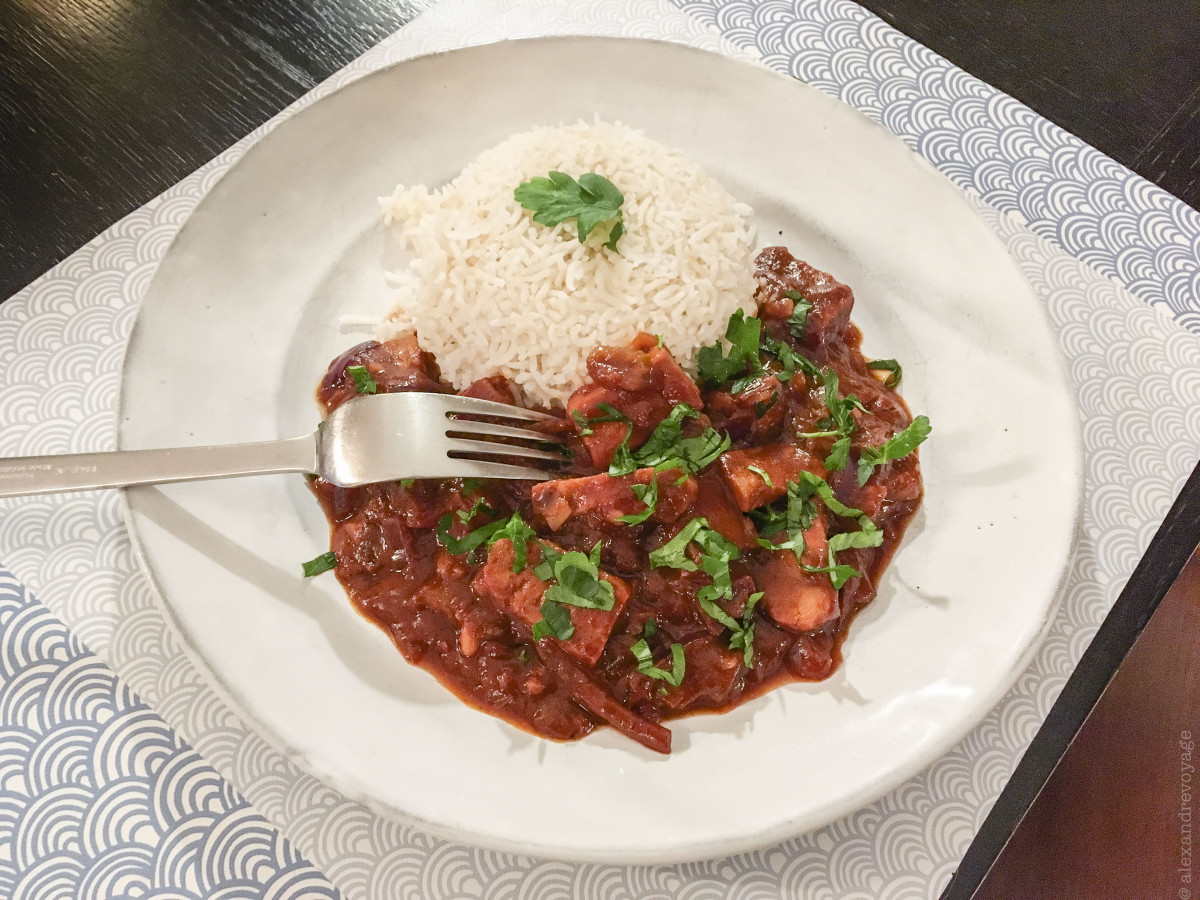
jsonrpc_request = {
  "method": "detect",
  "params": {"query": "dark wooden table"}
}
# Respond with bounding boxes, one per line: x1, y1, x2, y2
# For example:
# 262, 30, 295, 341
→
3, 1, 1199, 895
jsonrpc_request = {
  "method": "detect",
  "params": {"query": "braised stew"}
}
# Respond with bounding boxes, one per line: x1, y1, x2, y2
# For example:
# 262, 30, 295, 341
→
308, 248, 925, 753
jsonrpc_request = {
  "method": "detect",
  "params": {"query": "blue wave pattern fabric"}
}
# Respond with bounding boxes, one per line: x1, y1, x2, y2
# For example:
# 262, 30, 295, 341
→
672, 0, 1200, 335
0, 572, 340, 900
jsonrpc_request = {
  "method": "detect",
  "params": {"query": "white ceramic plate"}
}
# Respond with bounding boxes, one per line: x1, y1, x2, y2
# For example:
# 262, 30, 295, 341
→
119, 37, 1082, 864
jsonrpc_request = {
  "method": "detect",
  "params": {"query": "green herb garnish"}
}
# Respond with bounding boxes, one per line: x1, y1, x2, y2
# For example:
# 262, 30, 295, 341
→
784, 289, 812, 340
649, 518, 762, 666
696, 310, 761, 386
347, 365, 377, 395
754, 393, 780, 419
616, 477, 659, 525
727, 591, 763, 667
700, 307, 823, 391
456, 496, 493, 524
867, 358, 903, 389
751, 472, 883, 590
530, 542, 616, 639
543, 545, 616, 611
570, 409, 594, 436
622, 404, 697, 465
607, 403, 730, 478
436, 507, 528, 565
631, 639, 686, 686
436, 513, 500, 560
572, 403, 630, 436
759, 334, 807, 384
747, 465, 773, 488
514, 172, 625, 251
648, 517, 709, 571
817, 369, 865, 472
491, 511, 539, 572
532, 599, 575, 641
856, 415, 931, 486
302, 551, 337, 577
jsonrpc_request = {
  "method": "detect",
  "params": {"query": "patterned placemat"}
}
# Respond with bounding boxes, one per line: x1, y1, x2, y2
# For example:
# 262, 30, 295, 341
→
1, 1, 1197, 897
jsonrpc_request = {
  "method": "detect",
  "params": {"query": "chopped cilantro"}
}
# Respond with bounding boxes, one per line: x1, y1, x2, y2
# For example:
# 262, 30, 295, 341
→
671, 429, 731, 472
607, 403, 730, 478
648, 517, 762, 666
750, 478, 819, 559
867, 358, 903, 389
436, 512, 503, 560
798, 562, 863, 590
593, 403, 630, 423
301, 551, 337, 578
648, 517, 709, 571
570, 409, 594, 436
856, 415, 931, 486
750, 472, 884, 590
631, 639, 686, 686
626, 404, 699, 465
696, 310, 761, 386
825, 436, 852, 472
784, 289, 812, 340
754, 392, 779, 418
572, 403, 631, 436
532, 599, 575, 641
347, 365, 377, 395
730, 372, 762, 394
436, 507, 531, 566
491, 512, 539, 572
544, 548, 616, 611
828, 527, 885, 555
456, 496, 493, 524
747, 465, 773, 487
794, 470, 866, 519
616, 477, 659, 525
727, 591, 763, 667
817, 369, 865, 471
759, 335, 803, 384
533, 544, 560, 581
531, 542, 615, 640
794, 472, 881, 586
608, 436, 638, 476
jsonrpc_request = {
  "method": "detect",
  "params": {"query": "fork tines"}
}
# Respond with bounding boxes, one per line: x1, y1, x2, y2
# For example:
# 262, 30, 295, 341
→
441, 396, 568, 479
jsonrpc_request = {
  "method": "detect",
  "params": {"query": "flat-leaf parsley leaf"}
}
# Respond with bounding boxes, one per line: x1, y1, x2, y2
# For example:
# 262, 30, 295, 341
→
302, 551, 337, 577
514, 172, 625, 251
696, 310, 761, 386
856, 415, 931, 486
347, 365, 377, 394
630, 639, 686, 686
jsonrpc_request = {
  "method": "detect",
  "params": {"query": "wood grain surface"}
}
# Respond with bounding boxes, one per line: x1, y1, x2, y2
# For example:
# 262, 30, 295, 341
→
976, 547, 1200, 898
1, 2, 1199, 896
0, 0, 429, 299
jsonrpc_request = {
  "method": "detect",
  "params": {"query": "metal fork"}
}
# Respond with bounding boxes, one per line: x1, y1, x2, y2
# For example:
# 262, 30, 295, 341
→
0, 393, 564, 498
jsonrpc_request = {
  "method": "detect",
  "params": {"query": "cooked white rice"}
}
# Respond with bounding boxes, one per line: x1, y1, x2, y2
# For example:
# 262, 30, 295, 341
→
378, 119, 757, 406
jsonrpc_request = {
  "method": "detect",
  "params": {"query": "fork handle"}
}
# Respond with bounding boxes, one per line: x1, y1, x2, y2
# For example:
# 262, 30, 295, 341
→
0, 435, 316, 498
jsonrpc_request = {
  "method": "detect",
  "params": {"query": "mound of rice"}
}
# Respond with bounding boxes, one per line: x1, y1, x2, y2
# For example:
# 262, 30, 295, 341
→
378, 119, 757, 407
